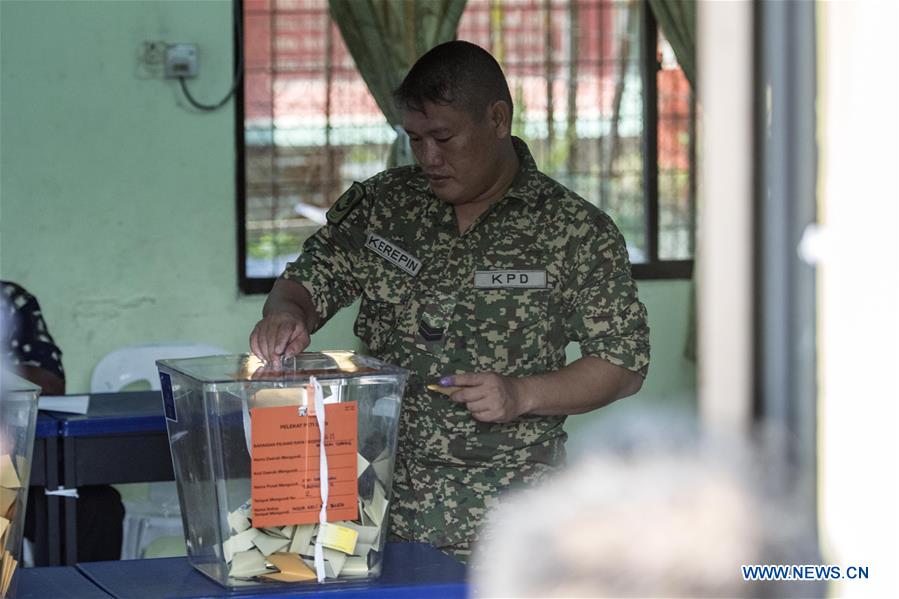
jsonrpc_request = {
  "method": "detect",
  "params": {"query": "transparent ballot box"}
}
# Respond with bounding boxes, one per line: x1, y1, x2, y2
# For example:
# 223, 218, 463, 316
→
0, 372, 40, 598
156, 352, 407, 589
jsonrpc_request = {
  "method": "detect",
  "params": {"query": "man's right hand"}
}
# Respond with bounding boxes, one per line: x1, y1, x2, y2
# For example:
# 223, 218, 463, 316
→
250, 311, 311, 363
250, 279, 320, 362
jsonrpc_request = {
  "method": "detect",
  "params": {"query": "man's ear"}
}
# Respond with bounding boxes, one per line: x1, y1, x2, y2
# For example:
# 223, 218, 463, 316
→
488, 100, 512, 139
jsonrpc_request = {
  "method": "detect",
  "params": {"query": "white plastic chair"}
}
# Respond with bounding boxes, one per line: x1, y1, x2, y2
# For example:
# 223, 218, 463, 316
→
90, 342, 227, 560
91, 342, 227, 393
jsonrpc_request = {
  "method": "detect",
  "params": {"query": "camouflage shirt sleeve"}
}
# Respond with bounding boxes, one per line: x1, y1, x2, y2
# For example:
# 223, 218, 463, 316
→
562, 212, 650, 376
281, 181, 374, 326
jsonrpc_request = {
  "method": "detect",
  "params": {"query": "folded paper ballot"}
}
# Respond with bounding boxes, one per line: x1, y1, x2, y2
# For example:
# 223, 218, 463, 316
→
357, 453, 370, 477
261, 553, 316, 582
223, 528, 261, 563
262, 526, 289, 539
230, 549, 270, 578
228, 510, 251, 534
0, 456, 23, 597
1, 548, 17, 597
253, 532, 290, 557
38, 394, 90, 414
288, 524, 316, 555
0, 455, 21, 489
317, 522, 358, 555
364, 482, 388, 526
426, 384, 462, 396
219, 444, 391, 584
322, 547, 348, 579
342, 556, 369, 577
222, 491, 380, 583
0, 489, 16, 518
342, 521, 381, 547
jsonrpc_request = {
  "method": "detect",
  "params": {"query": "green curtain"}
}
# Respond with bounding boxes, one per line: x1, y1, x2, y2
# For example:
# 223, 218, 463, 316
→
648, 0, 696, 88
329, 0, 467, 166
648, 0, 697, 361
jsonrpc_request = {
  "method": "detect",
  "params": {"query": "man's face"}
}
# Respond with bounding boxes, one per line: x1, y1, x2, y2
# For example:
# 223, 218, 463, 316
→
403, 101, 505, 207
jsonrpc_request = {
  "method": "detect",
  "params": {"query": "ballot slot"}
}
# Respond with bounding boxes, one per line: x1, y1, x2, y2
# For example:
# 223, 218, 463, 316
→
156, 352, 407, 589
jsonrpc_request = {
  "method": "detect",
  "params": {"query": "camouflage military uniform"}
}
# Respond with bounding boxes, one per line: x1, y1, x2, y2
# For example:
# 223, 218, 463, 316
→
283, 137, 650, 560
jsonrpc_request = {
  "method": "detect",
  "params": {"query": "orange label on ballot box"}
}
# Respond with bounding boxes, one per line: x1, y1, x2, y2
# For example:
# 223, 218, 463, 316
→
250, 401, 358, 527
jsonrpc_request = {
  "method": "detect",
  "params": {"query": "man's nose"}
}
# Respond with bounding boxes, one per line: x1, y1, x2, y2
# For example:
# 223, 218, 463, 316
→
418, 140, 444, 167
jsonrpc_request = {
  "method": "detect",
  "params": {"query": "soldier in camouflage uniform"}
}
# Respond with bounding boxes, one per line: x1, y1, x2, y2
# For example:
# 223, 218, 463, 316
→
251, 41, 650, 561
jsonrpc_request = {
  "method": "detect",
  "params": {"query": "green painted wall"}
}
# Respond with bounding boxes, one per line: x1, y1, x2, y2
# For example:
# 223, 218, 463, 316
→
0, 1, 695, 433
0, 0, 360, 394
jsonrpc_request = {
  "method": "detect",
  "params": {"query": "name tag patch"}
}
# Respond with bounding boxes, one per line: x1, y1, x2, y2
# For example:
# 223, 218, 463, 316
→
474, 270, 547, 289
365, 232, 422, 276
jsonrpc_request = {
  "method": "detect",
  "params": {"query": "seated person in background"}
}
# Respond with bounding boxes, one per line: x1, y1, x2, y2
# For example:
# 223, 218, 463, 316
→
2, 280, 125, 563
2, 281, 65, 395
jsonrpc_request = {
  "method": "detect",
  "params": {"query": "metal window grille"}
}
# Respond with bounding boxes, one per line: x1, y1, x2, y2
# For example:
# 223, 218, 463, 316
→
238, 0, 694, 289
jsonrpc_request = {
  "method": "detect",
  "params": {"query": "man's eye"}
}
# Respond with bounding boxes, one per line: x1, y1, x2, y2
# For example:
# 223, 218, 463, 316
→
435, 136, 452, 143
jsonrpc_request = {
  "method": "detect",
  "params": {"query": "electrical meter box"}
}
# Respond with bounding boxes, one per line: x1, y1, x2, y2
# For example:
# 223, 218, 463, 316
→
156, 352, 407, 589
0, 372, 40, 598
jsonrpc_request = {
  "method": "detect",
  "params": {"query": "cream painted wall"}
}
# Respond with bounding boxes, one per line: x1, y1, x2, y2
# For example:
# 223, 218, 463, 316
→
0, 1, 695, 431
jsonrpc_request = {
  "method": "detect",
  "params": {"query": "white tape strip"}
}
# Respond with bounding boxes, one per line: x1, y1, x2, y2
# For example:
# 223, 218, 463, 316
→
311, 376, 328, 582
241, 395, 252, 455
45, 487, 79, 498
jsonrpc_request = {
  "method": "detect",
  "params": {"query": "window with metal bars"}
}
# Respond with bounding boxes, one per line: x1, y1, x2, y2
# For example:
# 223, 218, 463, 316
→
236, 0, 694, 293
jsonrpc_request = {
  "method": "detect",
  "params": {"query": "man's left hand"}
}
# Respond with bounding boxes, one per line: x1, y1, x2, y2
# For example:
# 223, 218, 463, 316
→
441, 373, 531, 423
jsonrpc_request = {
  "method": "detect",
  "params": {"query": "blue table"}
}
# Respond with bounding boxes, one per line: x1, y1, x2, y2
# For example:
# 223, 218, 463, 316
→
77, 542, 467, 598
16, 565, 112, 598
27, 413, 63, 565
56, 391, 172, 564
30, 413, 60, 487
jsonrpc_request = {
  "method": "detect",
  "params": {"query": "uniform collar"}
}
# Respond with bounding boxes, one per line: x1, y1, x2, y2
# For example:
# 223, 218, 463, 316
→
504, 137, 545, 209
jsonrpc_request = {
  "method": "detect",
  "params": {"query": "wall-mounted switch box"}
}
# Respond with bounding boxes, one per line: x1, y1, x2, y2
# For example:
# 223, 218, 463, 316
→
164, 44, 198, 79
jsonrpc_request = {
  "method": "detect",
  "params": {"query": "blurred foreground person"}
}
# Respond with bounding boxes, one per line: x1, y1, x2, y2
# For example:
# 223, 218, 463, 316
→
471, 410, 821, 598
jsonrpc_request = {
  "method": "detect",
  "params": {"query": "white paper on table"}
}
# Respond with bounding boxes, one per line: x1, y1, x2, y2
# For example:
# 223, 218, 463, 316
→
38, 395, 89, 414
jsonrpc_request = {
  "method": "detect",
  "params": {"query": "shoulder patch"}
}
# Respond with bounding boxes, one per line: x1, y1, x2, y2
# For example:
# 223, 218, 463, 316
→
326, 181, 365, 226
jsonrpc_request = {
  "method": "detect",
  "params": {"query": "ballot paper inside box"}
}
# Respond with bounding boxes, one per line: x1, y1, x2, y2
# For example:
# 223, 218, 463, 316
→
155, 352, 407, 589
0, 373, 40, 599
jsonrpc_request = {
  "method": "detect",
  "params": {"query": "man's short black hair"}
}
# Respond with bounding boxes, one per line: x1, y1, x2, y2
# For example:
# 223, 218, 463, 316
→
394, 40, 513, 121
